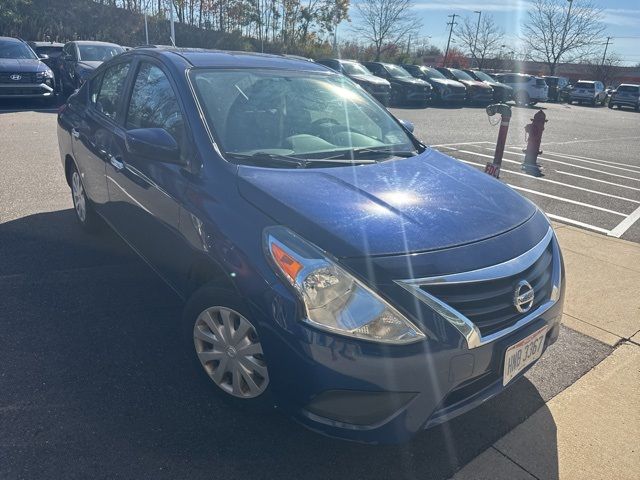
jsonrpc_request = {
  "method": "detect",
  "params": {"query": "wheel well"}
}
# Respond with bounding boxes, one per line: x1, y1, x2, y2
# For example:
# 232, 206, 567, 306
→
185, 257, 238, 298
64, 154, 75, 187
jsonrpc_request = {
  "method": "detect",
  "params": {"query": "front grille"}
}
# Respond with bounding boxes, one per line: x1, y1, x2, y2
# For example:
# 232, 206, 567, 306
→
419, 243, 554, 337
0, 72, 37, 84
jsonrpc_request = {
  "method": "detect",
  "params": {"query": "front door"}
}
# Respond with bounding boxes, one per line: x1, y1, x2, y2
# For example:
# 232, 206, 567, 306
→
105, 59, 192, 293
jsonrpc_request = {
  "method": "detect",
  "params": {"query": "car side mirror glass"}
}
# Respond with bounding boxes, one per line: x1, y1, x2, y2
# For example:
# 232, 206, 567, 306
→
398, 119, 415, 133
125, 128, 182, 164
38, 53, 49, 60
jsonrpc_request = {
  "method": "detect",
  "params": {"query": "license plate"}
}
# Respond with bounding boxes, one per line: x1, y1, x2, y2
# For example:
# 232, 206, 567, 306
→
503, 326, 547, 386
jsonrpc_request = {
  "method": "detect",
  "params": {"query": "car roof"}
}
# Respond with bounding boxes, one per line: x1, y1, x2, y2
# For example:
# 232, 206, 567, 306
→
29, 42, 65, 48
70, 40, 123, 47
0, 36, 26, 44
576, 79, 596, 83
127, 47, 328, 71
618, 83, 639, 87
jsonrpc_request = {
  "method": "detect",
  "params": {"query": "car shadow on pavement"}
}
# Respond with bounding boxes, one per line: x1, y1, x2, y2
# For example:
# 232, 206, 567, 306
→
0, 209, 559, 480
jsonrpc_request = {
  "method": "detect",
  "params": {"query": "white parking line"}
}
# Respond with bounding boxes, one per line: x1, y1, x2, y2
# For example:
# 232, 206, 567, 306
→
543, 151, 640, 172
495, 148, 640, 182
456, 159, 640, 204
609, 205, 640, 238
545, 214, 611, 235
430, 141, 492, 148
529, 135, 640, 146
555, 170, 640, 192
506, 147, 640, 175
509, 186, 627, 216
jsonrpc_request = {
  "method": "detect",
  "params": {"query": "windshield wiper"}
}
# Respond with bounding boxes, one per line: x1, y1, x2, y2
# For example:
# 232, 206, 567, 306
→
320, 147, 418, 160
226, 152, 309, 168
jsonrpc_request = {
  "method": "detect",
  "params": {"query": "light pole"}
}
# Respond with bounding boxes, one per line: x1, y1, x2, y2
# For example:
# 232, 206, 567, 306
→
601, 36, 612, 66
472, 10, 481, 67
443, 14, 458, 67
558, 0, 573, 67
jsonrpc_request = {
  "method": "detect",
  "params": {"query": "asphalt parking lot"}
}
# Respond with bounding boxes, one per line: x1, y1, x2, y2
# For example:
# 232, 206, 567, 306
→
0, 99, 631, 479
390, 102, 640, 243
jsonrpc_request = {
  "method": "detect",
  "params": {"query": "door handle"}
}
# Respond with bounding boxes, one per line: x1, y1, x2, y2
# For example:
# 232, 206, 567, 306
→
71, 128, 80, 139
109, 155, 125, 171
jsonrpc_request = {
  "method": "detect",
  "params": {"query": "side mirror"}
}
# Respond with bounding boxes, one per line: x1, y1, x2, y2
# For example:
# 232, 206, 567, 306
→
398, 119, 415, 133
38, 53, 49, 60
125, 128, 182, 164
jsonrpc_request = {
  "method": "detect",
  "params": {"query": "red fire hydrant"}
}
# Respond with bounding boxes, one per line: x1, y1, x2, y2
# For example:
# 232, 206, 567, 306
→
521, 110, 547, 176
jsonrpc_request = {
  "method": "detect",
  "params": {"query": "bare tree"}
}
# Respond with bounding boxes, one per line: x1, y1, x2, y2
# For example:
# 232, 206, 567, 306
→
454, 14, 503, 69
522, 0, 605, 75
584, 54, 623, 87
352, 0, 422, 61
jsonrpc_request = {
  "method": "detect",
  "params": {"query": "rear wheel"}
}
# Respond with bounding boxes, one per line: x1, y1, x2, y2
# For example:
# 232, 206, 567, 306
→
70, 164, 101, 232
608, 102, 614, 109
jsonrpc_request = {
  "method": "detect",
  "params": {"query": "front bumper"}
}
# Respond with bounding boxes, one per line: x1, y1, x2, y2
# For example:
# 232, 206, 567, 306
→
570, 94, 596, 102
611, 96, 639, 107
440, 91, 466, 103
253, 228, 565, 444
0, 82, 54, 98
405, 90, 431, 103
468, 91, 494, 104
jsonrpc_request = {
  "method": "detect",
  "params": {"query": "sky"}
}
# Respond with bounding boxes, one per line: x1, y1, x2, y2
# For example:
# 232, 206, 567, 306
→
347, 0, 640, 66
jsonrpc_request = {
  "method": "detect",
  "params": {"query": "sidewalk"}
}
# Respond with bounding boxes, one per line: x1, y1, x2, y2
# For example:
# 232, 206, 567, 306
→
451, 224, 640, 480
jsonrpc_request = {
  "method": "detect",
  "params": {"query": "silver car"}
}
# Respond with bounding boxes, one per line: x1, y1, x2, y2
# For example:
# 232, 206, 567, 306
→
569, 80, 606, 106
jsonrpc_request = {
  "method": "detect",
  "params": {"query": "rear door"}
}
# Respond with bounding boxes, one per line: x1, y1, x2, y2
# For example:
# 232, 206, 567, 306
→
105, 58, 192, 292
71, 60, 132, 209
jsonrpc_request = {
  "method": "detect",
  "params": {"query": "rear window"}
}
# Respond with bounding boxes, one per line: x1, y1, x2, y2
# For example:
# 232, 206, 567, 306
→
575, 82, 595, 89
545, 78, 559, 86
535, 78, 546, 87
618, 85, 639, 93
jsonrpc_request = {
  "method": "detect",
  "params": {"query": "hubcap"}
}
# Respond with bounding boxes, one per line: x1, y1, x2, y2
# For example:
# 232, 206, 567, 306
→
71, 171, 86, 222
193, 307, 269, 399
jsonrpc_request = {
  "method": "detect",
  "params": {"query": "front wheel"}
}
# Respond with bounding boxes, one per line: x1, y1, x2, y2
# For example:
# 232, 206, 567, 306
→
183, 287, 273, 408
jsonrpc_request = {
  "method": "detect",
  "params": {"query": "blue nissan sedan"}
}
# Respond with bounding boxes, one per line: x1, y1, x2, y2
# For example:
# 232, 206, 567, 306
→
57, 47, 564, 444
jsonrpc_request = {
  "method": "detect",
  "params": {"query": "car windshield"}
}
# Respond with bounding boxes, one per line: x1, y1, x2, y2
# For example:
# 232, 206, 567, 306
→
190, 69, 417, 165
341, 62, 371, 76
575, 82, 595, 89
0, 41, 37, 59
423, 68, 446, 79
78, 44, 124, 62
385, 64, 412, 78
450, 68, 474, 81
618, 85, 639, 93
471, 70, 494, 82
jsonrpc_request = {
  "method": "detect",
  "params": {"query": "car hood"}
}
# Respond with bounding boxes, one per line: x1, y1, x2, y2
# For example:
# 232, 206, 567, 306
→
77, 61, 102, 70
237, 149, 536, 258
459, 79, 492, 90
349, 74, 390, 86
392, 77, 429, 87
485, 81, 512, 91
0, 58, 48, 73
429, 78, 466, 89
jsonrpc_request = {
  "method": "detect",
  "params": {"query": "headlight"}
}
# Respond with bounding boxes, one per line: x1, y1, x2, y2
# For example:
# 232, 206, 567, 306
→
36, 69, 54, 79
264, 226, 425, 344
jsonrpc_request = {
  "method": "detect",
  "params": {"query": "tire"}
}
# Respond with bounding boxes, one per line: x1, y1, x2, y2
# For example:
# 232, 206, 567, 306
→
529, 101, 538, 107
636, 104, 640, 112
69, 163, 101, 232
182, 286, 274, 410
608, 102, 614, 109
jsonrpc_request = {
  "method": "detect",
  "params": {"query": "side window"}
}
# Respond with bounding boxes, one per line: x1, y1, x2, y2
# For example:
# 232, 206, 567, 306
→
95, 62, 130, 120
126, 62, 184, 147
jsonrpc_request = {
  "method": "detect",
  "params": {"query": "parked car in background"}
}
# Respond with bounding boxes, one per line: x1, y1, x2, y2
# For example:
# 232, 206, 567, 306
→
609, 84, 640, 111
316, 58, 391, 105
435, 67, 494, 104
58, 40, 124, 95
27, 41, 64, 71
543, 76, 570, 102
568, 80, 606, 106
463, 69, 513, 103
57, 47, 564, 445
0, 36, 56, 103
491, 73, 548, 106
401, 64, 466, 104
362, 61, 432, 106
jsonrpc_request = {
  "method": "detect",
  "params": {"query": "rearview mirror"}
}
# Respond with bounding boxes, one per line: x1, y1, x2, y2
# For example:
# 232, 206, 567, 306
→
398, 119, 415, 133
125, 128, 182, 164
